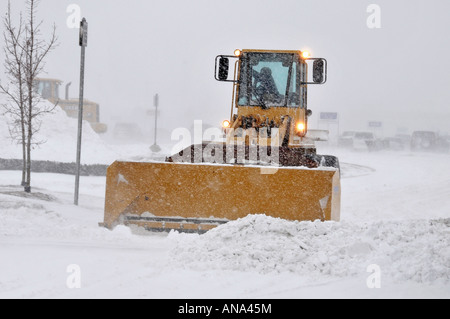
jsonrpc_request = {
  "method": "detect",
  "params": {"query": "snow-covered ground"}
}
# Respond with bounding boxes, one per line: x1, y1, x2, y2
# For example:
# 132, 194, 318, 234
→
0, 107, 449, 299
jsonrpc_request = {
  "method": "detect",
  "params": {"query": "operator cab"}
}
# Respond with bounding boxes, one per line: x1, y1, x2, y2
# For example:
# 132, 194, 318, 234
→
215, 49, 326, 110
215, 49, 327, 139
34, 78, 62, 101
237, 52, 305, 109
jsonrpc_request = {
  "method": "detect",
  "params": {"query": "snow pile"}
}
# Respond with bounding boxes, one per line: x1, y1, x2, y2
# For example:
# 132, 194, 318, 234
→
0, 98, 120, 164
169, 214, 450, 284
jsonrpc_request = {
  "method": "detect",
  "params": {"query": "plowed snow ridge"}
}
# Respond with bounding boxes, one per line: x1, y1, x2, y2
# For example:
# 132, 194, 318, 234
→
169, 214, 450, 284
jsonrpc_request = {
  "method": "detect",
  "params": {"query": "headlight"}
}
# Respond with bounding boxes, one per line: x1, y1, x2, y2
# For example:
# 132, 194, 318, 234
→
296, 122, 305, 132
222, 120, 231, 128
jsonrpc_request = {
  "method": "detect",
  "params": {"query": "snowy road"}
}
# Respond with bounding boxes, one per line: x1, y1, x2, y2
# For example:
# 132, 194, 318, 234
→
0, 148, 449, 299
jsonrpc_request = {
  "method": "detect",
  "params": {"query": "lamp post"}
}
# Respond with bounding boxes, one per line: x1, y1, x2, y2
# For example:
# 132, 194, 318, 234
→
74, 18, 88, 206
150, 93, 161, 152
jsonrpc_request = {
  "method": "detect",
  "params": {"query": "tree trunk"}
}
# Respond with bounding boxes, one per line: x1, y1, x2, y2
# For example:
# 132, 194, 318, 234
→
25, 99, 32, 192
25, 80, 32, 193
21, 117, 26, 186
24, 0, 34, 193
19, 66, 27, 187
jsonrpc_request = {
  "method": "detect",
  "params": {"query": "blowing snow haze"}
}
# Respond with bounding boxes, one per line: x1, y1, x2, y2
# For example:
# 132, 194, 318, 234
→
1, 0, 449, 140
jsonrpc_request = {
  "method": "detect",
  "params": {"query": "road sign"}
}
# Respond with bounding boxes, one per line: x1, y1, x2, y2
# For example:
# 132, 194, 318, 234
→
319, 112, 338, 120
368, 121, 382, 128
79, 18, 88, 47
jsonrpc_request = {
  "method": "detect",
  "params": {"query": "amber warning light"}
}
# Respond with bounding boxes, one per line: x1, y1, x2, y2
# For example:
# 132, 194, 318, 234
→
222, 120, 231, 128
296, 122, 305, 132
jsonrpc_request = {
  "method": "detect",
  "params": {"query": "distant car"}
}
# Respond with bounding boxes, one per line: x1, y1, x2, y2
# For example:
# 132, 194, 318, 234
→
437, 135, 450, 152
395, 134, 411, 146
410, 131, 438, 151
339, 131, 380, 151
382, 137, 405, 151
353, 131, 379, 151
338, 131, 356, 148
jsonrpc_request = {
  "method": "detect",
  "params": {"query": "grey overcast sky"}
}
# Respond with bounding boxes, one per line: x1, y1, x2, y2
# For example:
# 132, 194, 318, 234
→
1, 0, 450, 137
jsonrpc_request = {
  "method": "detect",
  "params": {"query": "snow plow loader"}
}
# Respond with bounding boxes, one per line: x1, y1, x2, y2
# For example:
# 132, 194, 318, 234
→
101, 49, 341, 233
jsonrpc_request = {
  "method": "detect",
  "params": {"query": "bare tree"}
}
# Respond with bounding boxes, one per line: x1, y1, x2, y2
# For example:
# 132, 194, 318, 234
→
0, 0, 58, 192
22, 0, 58, 192
0, 2, 28, 186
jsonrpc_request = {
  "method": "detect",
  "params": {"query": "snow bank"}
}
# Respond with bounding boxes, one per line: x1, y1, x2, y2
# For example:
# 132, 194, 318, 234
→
169, 214, 450, 285
0, 188, 145, 246
0, 98, 120, 164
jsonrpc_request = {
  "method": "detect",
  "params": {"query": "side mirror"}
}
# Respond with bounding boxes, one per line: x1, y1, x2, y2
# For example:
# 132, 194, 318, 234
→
218, 57, 229, 81
313, 59, 325, 83
301, 58, 327, 85
215, 54, 239, 82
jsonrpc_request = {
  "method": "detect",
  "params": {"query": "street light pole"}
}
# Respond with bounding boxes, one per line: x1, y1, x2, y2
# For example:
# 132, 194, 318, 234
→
150, 93, 161, 152
74, 18, 88, 206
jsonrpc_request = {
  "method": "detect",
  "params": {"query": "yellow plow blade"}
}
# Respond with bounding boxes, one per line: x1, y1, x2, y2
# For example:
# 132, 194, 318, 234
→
101, 161, 340, 232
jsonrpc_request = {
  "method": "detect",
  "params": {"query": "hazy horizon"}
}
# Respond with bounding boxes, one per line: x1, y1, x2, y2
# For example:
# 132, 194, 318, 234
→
1, 0, 449, 141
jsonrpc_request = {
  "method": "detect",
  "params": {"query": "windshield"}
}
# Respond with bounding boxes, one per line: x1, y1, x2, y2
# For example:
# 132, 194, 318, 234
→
237, 52, 301, 108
